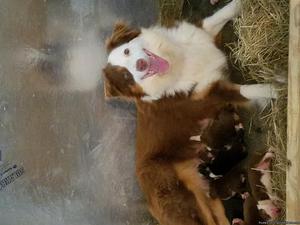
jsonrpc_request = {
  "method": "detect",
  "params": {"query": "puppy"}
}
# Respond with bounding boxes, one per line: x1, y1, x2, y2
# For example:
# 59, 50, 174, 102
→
248, 149, 281, 221
103, 0, 277, 224
198, 105, 247, 179
209, 166, 248, 200
232, 150, 281, 225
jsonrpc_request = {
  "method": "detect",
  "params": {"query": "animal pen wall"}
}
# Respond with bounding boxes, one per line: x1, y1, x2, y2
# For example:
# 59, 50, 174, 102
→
0, 0, 298, 224
287, 0, 300, 221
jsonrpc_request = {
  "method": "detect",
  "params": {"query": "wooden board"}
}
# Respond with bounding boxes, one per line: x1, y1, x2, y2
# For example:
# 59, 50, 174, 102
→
287, 0, 300, 221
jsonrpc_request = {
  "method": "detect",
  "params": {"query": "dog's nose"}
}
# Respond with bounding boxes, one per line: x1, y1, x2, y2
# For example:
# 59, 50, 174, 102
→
136, 59, 148, 71
273, 207, 281, 214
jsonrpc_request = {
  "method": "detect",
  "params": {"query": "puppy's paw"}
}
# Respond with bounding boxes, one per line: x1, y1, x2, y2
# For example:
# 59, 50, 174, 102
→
232, 218, 245, 225
241, 192, 250, 200
210, 0, 219, 5
256, 151, 275, 170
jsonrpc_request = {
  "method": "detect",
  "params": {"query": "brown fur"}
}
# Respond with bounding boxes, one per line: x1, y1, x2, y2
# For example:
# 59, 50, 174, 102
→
232, 151, 280, 225
105, 22, 141, 53
102, 21, 256, 225
132, 83, 252, 225
247, 151, 271, 201
210, 165, 248, 200
198, 105, 247, 177
242, 195, 263, 225
200, 105, 243, 149
103, 64, 145, 98
103, 56, 254, 224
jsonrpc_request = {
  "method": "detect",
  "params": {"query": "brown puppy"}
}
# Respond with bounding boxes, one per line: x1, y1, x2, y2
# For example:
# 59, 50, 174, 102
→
209, 165, 248, 200
233, 194, 279, 225
198, 105, 247, 179
248, 149, 281, 221
232, 150, 281, 225
232, 195, 261, 225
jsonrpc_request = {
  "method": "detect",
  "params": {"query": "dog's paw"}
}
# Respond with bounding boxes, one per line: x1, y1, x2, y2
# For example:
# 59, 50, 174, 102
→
227, 0, 241, 18
240, 83, 278, 100
264, 83, 278, 99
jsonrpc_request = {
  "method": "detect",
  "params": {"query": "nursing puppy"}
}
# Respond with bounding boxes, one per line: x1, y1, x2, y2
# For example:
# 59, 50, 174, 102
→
103, 0, 277, 224
232, 149, 281, 225
209, 166, 248, 200
248, 149, 281, 220
197, 105, 247, 179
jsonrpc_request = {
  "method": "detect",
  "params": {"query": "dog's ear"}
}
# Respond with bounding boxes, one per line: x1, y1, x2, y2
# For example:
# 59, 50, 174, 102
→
105, 21, 141, 52
198, 118, 214, 132
103, 77, 120, 98
102, 64, 144, 99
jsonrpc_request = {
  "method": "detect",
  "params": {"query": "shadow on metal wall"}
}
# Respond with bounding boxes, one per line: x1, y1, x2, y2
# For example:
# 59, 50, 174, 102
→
0, 0, 157, 224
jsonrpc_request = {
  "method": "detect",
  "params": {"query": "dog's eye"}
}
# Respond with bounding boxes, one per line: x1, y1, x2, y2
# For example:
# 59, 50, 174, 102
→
124, 48, 130, 56
124, 72, 129, 80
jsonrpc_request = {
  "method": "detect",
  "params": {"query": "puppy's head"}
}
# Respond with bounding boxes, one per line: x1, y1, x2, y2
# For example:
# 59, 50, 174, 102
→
257, 199, 281, 221
103, 22, 170, 99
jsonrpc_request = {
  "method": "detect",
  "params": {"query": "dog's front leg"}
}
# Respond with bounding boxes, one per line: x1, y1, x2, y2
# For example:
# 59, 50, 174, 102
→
209, 198, 231, 225
202, 0, 241, 37
239, 84, 278, 100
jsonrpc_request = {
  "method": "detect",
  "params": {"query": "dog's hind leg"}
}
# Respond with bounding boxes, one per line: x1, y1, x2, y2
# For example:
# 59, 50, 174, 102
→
192, 81, 278, 106
209, 198, 231, 225
174, 159, 224, 225
202, 0, 241, 37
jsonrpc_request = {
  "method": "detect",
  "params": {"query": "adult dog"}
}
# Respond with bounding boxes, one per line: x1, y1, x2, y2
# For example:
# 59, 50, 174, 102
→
103, 0, 276, 224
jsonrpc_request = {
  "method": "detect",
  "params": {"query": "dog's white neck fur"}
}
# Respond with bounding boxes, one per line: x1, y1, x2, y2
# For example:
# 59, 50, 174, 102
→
108, 22, 227, 101
140, 23, 227, 100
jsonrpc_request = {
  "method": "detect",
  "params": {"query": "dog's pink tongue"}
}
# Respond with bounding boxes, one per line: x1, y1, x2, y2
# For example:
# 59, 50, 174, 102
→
149, 54, 169, 74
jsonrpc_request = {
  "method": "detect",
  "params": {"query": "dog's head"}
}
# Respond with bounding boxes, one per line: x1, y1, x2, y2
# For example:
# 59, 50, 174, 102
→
103, 22, 170, 100
257, 199, 281, 221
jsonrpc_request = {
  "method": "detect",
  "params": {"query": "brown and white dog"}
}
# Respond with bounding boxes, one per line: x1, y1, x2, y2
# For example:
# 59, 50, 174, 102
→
102, 0, 277, 224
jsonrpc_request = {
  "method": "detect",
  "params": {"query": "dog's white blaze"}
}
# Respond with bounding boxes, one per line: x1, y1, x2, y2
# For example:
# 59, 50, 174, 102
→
108, 37, 148, 82
107, 21, 228, 100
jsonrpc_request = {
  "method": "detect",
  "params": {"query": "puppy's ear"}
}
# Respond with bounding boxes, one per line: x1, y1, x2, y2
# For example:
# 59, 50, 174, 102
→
198, 118, 214, 132
106, 21, 141, 52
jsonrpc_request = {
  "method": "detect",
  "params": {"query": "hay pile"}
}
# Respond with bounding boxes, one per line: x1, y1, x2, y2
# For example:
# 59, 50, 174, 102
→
159, 0, 184, 27
158, 0, 289, 218
230, 0, 289, 214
